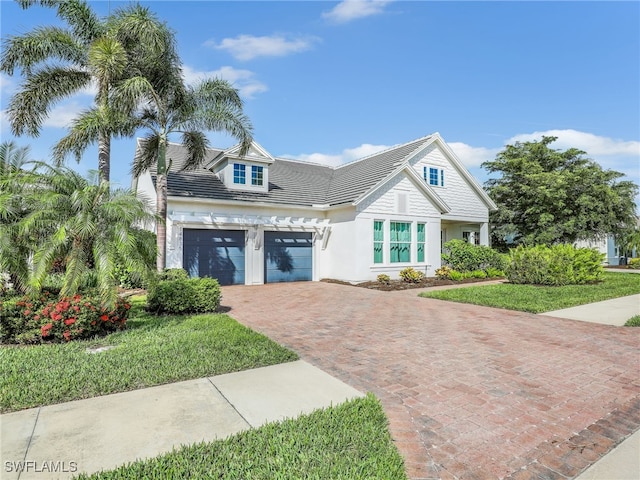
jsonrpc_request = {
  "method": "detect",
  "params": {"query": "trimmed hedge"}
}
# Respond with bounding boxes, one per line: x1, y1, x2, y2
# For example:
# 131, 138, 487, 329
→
506, 244, 604, 286
147, 277, 221, 315
441, 239, 507, 273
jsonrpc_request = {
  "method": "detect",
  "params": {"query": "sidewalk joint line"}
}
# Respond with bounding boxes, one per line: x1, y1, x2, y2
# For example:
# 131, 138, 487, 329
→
17, 407, 41, 480
206, 378, 253, 428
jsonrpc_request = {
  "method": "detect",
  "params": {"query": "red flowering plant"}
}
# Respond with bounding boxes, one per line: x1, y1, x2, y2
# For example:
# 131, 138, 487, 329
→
39, 294, 130, 342
1, 291, 56, 344
1, 291, 130, 344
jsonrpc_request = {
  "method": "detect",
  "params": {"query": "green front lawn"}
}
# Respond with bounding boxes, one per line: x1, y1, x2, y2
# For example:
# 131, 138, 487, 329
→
419, 272, 640, 313
0, 298, 297, 413
75, 394, 407, 480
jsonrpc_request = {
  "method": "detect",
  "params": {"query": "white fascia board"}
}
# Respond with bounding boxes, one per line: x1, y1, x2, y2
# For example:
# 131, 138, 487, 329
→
167, 196, 329, 212
430, 133, 498, 212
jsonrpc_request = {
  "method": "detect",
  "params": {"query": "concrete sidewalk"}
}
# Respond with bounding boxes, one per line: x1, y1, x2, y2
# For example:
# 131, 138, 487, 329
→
541, 293, 640, 326
1, 361, 363, 479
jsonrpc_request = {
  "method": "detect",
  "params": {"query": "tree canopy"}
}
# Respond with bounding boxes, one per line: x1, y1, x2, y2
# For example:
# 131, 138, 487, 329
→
482, 136, 638, 249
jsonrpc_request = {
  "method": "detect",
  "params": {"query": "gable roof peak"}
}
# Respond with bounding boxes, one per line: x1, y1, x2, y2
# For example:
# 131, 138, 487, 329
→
332, 133, 435, 170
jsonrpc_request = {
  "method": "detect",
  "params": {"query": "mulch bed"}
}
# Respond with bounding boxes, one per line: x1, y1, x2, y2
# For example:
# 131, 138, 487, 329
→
321, 277, 501, 292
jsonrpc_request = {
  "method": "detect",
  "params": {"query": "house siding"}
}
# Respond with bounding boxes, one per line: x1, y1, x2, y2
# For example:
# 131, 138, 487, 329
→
411, 144, 489, 220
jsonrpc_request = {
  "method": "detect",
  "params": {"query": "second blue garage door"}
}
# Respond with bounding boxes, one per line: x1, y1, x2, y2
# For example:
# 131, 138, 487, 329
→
264, 231, 313, 283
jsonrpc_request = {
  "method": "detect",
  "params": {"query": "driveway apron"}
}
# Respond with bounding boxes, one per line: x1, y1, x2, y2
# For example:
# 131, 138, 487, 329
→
222, 282, 640, 480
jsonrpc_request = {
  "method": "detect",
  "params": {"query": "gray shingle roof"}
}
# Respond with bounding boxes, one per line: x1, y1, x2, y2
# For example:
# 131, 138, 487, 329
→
150, 136, 433, 207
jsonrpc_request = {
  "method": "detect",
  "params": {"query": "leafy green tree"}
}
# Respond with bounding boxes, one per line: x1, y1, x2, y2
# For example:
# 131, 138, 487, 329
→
0, 159, 157, 305
127, 75, 253, 271
483, 136, 638, 249
1, 0, 170, 182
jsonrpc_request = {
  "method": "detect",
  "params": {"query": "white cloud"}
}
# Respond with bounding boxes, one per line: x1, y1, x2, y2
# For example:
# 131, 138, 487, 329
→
507, 129, 640, 181
205, 34, 320, 61
182, 65, 268, 100
448, 142, 500, 168
283, 143, 390, 167
42, 101, 86, 129
508, 129, 640, 158
322, 0, 394, 24
0, 73, 16, 97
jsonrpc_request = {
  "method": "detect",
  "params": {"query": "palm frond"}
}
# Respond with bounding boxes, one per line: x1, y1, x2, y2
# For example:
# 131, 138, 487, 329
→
0, 26, 86, 75
88, 37, 127, 89
132, 134, 160, 177
7, 66, 91, 136
53, 0, 105, 45
177, 131, 210, 171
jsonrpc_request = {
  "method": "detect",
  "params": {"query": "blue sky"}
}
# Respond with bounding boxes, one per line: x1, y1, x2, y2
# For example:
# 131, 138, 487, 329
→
1, 0, 639, 199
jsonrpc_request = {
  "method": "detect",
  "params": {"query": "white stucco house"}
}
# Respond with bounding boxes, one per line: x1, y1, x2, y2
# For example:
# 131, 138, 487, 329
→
134, 133, 497, 285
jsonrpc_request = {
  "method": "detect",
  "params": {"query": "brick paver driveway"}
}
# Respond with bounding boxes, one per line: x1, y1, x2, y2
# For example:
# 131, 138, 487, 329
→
222, 282, 640, 479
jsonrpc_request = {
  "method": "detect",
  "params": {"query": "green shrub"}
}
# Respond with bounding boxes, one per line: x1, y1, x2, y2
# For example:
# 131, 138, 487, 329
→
628, 258, 640, 269
625, 315, 640, 327
376, 274, 391, 284
449, 270, 465, 281
470, 270, 487, 279
435, 266, 452, 279
158, 268, 190, 281
147, 277, 221, 315
1, 291, 130, 344
399, 267, 425, 283
485, 267, 505, 278
506, 244, 604, 286
441, 239, 506, 273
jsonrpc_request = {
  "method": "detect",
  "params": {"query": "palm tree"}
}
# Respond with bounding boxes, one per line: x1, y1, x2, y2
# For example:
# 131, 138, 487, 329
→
1, 0, 171, 182
126, 75, 253, 271
0, 142, 38, 293
18, 164, 157, 306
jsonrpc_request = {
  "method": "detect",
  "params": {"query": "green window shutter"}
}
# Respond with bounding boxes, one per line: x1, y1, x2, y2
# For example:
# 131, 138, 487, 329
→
373, 221, 383, 264
417, 223, 425, 262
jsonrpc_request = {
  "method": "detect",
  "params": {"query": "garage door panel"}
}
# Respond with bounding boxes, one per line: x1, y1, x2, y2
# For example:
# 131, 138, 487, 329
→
265, 232, 312, 283
183, 229, 245, 285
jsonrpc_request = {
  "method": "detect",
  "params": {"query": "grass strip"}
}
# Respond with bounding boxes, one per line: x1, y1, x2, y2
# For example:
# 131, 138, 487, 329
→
74, 394, 407, 480
419, 272, 640, 313
0, 298, 297, 412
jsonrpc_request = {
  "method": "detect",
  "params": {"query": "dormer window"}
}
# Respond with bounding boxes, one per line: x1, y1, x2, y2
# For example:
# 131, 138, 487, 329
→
209, 141, 274, 193
233, 163, 246, 184
251, 165, 264, 186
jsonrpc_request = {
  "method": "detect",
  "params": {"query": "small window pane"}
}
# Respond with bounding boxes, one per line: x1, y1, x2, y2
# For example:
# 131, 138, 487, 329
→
429, 167, 439, 186
233, 164, 246, 184
251, 165, 263, 186
390, 222, 411, 263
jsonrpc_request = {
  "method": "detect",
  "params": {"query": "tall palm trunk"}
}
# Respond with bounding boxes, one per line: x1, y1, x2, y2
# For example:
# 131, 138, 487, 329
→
156, 140, 167, 272
98, 133, 110, 183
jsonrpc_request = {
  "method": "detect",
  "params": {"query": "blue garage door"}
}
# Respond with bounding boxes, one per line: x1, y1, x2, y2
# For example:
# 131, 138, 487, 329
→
264, 231, 313, 283
183, 229, 245, 285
